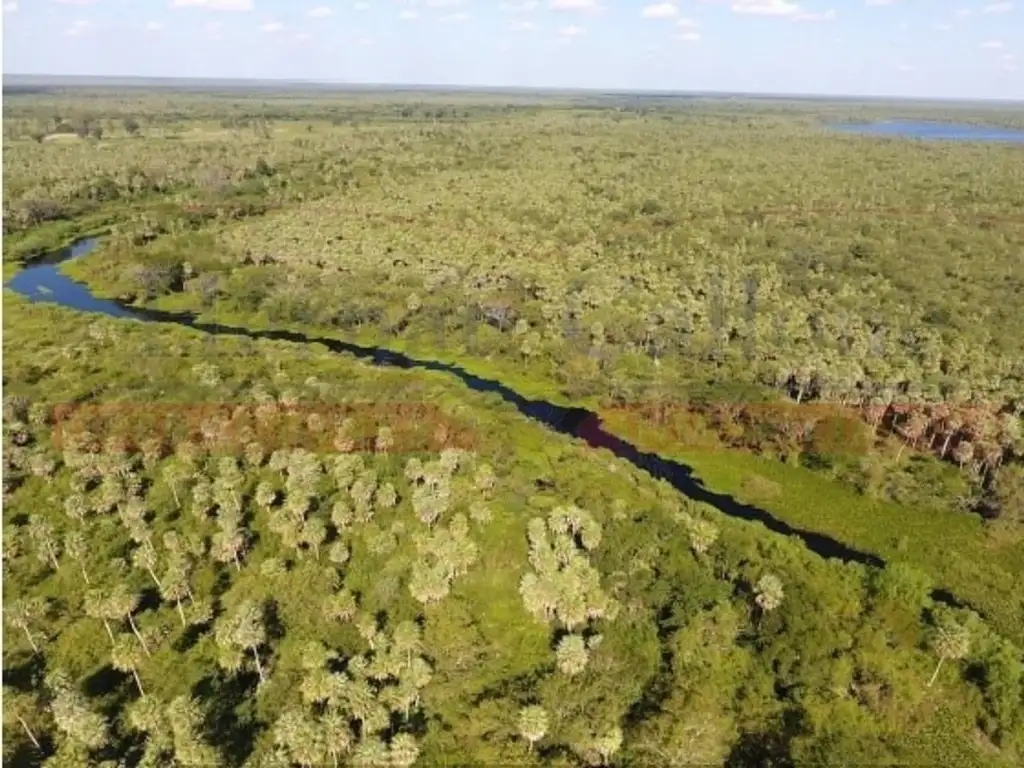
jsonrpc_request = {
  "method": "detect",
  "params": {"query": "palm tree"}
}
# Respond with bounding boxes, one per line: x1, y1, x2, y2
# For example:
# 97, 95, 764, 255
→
216, 599, 269, 683
755, 573, 785, 614
255, 481, 277, 509
211, 525, 247, 571
131, 541, 164, 590
391, 620, 423, 669
323, 589, 357, 622
167, 695, 222, 766
63, 493, 89, 525
63, 528, 92, 584
3, 685, 44, 751
111, 634, 147, 696
49, 675, 109, 752
128, 696, 173, 763
302, 517, 327, 560
556, 633, 589, 676
321, 710, 353, 767
27, 516, 61, 570
592, 725, 624, 766
328, 541, 350, 567
161, 557, 193, 627
273, 709, 326, 768
5, 597, 46, 653
161, 462, 188, 512
928, 618, 971, 687
688, 518, 719, 556
84, 589, 117, 644
108, 585, 151, 657
518, 705, 549, 752
389, 733, 420, 768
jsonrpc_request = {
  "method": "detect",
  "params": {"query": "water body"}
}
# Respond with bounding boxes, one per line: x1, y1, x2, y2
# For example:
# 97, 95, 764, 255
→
828, 120, 1024, 143
10, 238, 978, 613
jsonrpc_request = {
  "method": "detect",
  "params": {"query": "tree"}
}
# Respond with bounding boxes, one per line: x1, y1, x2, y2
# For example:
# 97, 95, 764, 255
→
3, 685, 45, 752
323, 589, 357, 622
107, 585, 151, 657
6, 597, 46, 653
273, 709, 326, 768
28, 516, 61, 570
63, 528, 92, 584
216, 600, 269, 683
131, 541, 164, 590
211, 525, 247, 570
590, 725, 623, 766
111, 634, 147, 696
928, 618, 971, 687
48, 673, 109, 752
389, 734, 420, 767
688, 518, 719, 555
755, 573, 785, 614
123, 116, 141, 136
84, 589, 117, 644
518, 705, 549, 752
556, 633, 590, 676
322, 711, 353, 766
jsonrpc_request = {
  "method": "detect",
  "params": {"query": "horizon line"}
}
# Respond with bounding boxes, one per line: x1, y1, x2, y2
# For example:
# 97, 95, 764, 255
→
5, 72, 1024, 106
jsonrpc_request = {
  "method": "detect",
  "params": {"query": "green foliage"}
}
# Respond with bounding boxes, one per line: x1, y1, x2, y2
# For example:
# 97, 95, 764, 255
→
4, 90, 1024, 767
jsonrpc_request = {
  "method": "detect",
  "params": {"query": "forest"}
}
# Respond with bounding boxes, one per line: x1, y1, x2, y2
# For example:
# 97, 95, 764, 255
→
3, 88, 1024, 767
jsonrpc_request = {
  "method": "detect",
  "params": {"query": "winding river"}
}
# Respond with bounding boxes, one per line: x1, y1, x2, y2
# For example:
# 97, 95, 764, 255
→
12, 238, 966, 594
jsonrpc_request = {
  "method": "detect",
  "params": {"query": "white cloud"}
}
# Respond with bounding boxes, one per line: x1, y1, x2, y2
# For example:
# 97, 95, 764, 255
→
510, 19, 535, 30
732, 1, 800, 16
550, 0, 600, 11
55, 0, 99, 5
171, 0, 253, 10
982, 39, 1005, 49
933, 22, 951, 31
794, 8, 835, 21
983, 2, 1013, 13
676, 16, 699, 26
307, 5, 332, 17
558, 23, 584, 36
439, 11, 468, 21
502, 1, 539, 11
677, 30, 701, 41
955, 7, 972, 16
865, 0, 896, 6
261, 21, 285, 32
64, 19, 94, 36
898, 63, 916, 72
145, 21, 164, 30
641, 3, 678, 18
2, 1, 18, 12
425, 0, 465, 7
399, 9, 419, 19
354, 2, 369, 10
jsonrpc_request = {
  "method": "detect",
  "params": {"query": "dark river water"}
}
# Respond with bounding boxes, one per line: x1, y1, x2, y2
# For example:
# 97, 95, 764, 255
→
829, 120, 1024, 143
9, 238, 976, 610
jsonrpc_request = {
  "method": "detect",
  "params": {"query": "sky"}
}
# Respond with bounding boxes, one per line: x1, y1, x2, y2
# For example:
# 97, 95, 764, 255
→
2, 1, 1022, 100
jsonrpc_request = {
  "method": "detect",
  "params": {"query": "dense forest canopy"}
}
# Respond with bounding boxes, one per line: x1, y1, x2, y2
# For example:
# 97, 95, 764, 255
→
3, 88, 1023, 767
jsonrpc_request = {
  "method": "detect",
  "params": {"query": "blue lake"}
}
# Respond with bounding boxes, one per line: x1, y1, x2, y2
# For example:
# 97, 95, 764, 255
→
828, 120, 1024, 143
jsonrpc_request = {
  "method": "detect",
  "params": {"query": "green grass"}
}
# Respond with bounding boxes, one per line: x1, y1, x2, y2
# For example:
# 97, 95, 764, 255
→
675, 447, 1024, 643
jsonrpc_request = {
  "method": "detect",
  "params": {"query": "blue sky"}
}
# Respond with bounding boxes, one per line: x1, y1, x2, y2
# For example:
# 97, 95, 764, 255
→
2, 1, 1022, 99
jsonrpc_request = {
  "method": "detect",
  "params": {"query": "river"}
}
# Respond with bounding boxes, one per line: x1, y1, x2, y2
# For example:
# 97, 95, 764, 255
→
14, 238, 968, 592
